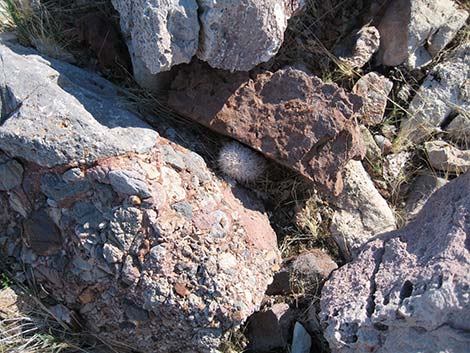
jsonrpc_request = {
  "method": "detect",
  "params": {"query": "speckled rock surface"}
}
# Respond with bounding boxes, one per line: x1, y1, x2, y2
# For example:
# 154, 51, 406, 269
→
169, 63, 365, 195
321, 171, 470, 353
197, 0, 305, 71
335, 26, 380, 70
377, 0, 468, 68
0, 43, 280, 353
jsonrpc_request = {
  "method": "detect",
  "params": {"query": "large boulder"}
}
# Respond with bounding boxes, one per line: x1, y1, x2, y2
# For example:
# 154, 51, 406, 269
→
111, 0, 305, 87
377, 0, 468, 69
320, 171, 470, 353
0, 41, 280, 353
168, 62, 365, 195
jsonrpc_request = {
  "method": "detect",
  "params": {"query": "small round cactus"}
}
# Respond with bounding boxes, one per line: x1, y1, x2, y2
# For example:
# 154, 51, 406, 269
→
218, 141, 267, 183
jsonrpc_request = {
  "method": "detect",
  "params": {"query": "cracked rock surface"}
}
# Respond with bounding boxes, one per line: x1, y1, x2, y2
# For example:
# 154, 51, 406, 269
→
320, 171, 470, 353
169, 63, 365, 195
0, 41, 280, 353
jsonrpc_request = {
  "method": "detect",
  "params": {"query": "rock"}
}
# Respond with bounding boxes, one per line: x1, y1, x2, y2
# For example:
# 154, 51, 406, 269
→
404, 172, 448, 220
0, 40, 158, 168
291, 322, 312, 353
267, 249, 337, 296
425, 140, 470, 174
360, 126, 382, 169
335, 26, 380, 70
0, 158, 23, 191
169, 63, 365, 195
0, 42, 280, 353
197, 0, 305, 71
353, 73, 393, 126
383, 151, 411, 183
320, 171, 470, 353
399, 44, 470, 144
246, 303, 294, 352
377, 0, 468, 68
373, 135, 392, 155
0, 287, 20, 320
330, 161, 396, 260
446, 114, 470, 141
111, 0, 199, 77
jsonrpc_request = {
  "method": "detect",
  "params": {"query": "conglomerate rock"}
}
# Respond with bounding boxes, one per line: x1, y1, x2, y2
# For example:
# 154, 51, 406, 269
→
0, 41, 280, 353
168, 63, 365, 195
321, 171, 470, 353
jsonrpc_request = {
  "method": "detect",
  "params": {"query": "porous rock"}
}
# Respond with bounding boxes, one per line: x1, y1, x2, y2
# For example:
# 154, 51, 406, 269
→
0, 42, 280, 353
330, 160, 396, 260
377, 0, 468, 68
399, 43, 470, 144
169, 63, 365, 195
321, 171, 470, 353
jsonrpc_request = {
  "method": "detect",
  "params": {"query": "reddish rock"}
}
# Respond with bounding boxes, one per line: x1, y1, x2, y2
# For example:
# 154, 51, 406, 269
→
169, 63, 365, 195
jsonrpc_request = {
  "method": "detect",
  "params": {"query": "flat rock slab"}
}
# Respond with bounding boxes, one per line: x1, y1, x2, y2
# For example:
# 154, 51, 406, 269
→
169, 63, 365, 195
0, 41, 158, 168
321, 171, 470, 353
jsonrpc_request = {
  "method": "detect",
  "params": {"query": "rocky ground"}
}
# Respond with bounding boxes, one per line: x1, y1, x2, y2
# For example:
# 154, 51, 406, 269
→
0, 0, 469, 352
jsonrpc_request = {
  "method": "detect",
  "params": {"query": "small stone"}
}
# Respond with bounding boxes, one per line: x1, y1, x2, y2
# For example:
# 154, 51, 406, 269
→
8, 192, 28, 217
171, 201, 193, 219
102, 243, 124, 264
425, 140, 470, 174
121, 255, 140, 285
174, 282, 190, 297
23, 210, 63, 256
161, 167, 186, 202
374, 135, 392, 155
291, 322, 312, 353
446, 114, 470, 141
218, 253, 238, 275
71, 202, 104, 229
109, 170, 152, 199
161, 144, 186, 171
0, 159, 23, 191
62, 168, 83, 183
353, 72, 393, 126
335, 26, 380, 70
129, 195, 142, 206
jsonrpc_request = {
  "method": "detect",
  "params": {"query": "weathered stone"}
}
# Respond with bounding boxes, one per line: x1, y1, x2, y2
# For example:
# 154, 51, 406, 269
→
197, 0, 305, 71
111, 0, 199, 78
399, 44, 470, 144
321, 171, 470, 353
335, 26, 380, 70
330, 161, 396, 260
377, 0, 468, 68
109, 170, 152, 199
425, 140, 470, 174
169, 64, 365, 195
446, 114, 470, 141
161, 144, 186, 171
353, 73, 393, 126
246, 303, 294, 352
291, 322, 312, 353
0, 42, 280, 353
62, 168, 83, 183
360, 126, 382, 169
404, 172, 448, 220
0, 41, 158, 167
0, 159, 23, 191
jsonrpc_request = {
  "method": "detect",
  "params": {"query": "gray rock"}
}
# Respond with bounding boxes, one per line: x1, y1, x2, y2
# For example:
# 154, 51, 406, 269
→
330, 160, 396, 260
321, 171, 470, 353
0, 41, 158, 167
0, 159, 23, 191
377, 0, 468, 69
335, 26, 380, 70
62, 168, 83, 183
161, 144, 186, 171
41, 173, 91, 202
425, 140, 470, 174
291, 322, 312, 353
109, 170, 152, 198
171, 201, 193, 219
404, 172, 448, 220
399, 43, 470, 144
111, 0, 199, 76
71, 201, 104, 229
197, 0, 305, 71
446, 114, 470, 141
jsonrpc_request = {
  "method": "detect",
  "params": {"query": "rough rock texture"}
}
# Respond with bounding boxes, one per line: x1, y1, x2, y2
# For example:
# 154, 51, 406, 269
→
169, 63, 365, 195
0, 42, 157, 167
0, 42, 280, 353
400, 44, 470, 144
197, 0, 305, 71
404, 172, 448, 221
377, 0, 468, 68
321, 171, 470, 353
352, 72, 393, 126
291, 322, 312, 353
425, 140, 470, 174
111, 0, 199, 75
266, 249, 337, 296
335, 26, 380, 70
330, 160, 396, 260
446, 114, 470, 141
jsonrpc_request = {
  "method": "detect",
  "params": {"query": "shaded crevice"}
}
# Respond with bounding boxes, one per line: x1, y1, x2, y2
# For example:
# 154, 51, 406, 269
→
366, 245, 385, 318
